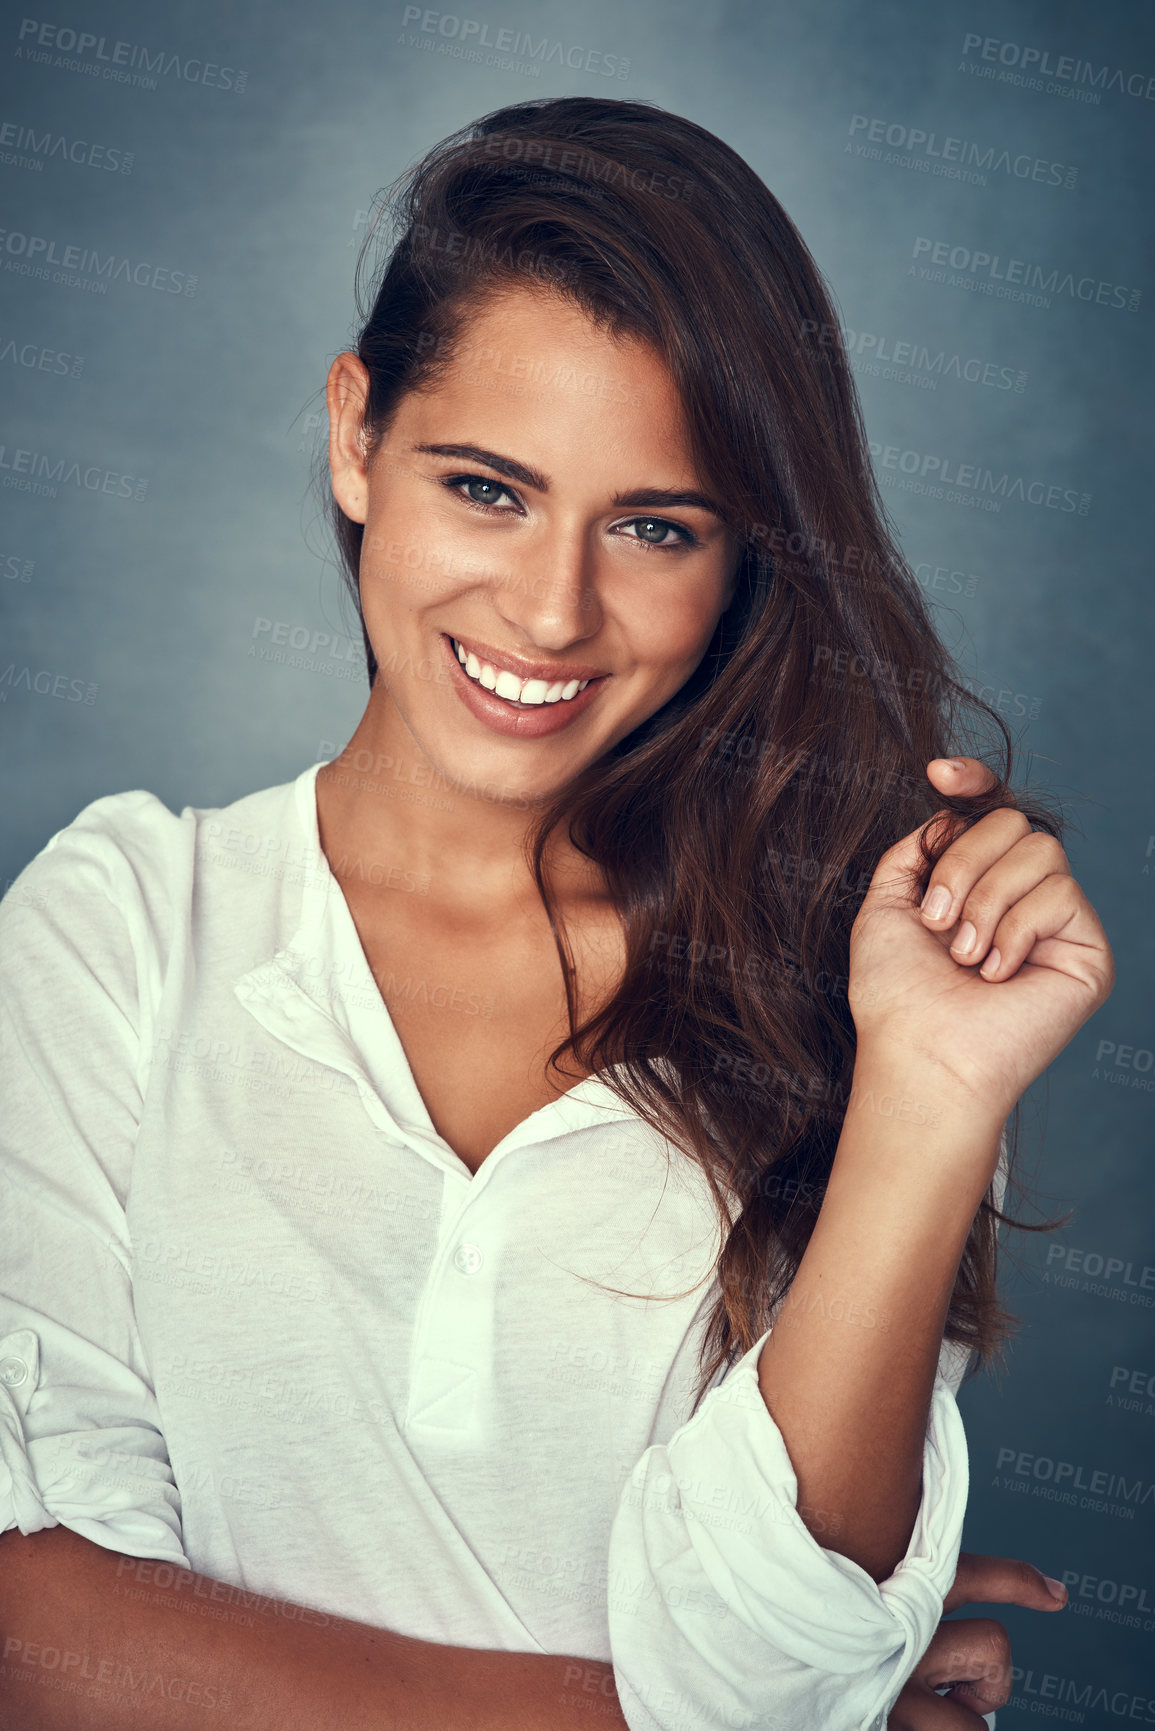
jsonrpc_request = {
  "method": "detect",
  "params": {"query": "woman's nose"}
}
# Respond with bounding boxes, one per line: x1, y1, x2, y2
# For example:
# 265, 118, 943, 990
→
488, 526, 604, 651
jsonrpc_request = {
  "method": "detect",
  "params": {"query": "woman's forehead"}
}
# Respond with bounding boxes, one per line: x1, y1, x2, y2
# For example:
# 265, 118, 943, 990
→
398, 288, 694, 467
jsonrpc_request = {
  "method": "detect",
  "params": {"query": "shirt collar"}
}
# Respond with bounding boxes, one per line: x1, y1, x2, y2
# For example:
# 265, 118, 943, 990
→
233, 760, 646, 1180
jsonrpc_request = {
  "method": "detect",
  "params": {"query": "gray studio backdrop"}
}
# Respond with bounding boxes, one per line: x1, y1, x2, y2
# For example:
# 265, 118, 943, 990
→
2, 0, 1153, 1719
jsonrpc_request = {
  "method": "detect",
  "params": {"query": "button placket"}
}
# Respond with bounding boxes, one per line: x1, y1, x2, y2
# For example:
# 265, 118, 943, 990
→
405, 1190, 496, 1437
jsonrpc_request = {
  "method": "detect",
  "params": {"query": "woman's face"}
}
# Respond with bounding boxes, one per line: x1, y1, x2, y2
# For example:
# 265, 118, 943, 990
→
327, 283, 740, 807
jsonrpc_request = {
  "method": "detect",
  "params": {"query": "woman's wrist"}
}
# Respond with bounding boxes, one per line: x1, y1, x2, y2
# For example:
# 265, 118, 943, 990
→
848, 1039, 1012, 1145
829, 1044, 1009, 1225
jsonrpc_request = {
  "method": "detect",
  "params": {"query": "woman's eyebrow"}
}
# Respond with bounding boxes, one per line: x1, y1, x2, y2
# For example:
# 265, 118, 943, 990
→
411, 443, 726, 519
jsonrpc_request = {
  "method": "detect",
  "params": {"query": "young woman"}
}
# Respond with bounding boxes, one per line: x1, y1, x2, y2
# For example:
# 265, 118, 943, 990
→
0, 97, 1112, 1731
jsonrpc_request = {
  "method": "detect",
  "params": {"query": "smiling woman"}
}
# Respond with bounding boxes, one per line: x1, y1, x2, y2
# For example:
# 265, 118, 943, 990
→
0, 96, 1112, 1731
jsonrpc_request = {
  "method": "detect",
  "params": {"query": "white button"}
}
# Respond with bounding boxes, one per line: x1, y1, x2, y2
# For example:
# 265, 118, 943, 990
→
453, 1242, 484, 1276
0, 1356, 28, 1388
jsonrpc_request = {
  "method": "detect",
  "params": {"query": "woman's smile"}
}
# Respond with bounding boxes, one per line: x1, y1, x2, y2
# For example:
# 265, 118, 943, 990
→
439, 629, 610, 738
446, 628, 608, 701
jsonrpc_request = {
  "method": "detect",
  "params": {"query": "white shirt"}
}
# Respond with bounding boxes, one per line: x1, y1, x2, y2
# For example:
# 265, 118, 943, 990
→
0, 759, 994, 1731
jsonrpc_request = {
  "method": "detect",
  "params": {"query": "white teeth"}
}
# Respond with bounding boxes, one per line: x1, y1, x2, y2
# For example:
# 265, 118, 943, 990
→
450, 639, 594, 707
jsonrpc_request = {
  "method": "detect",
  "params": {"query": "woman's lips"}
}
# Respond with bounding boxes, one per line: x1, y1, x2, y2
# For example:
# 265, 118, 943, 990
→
439, 633, 608, 738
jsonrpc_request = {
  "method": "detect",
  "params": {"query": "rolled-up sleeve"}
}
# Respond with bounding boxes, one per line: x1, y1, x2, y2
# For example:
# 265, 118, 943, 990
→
607, 1330, 967, 1731
0, 798, 190, 1565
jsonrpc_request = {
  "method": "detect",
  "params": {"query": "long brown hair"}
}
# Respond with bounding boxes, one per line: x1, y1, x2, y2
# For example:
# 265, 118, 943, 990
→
322, 96, 1066, 1411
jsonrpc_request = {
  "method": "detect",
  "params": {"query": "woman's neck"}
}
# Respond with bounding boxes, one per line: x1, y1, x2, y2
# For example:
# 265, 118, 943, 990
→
315, 738, 610, 924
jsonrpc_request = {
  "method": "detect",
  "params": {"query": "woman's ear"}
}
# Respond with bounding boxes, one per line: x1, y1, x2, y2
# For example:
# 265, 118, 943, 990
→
326, 352, 372, 525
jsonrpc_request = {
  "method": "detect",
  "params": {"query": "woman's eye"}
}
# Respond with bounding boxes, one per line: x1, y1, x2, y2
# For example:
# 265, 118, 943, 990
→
620, 516, 693, 549
444, 474, 518, 510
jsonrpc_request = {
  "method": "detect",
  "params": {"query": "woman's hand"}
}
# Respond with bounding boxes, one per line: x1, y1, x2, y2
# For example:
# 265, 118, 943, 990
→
848, 757, 1115, 1119
888, 1550, 1068, 1727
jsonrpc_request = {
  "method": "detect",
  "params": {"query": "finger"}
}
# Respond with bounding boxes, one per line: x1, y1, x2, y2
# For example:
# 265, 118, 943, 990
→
931, 831, 1073, 969
925, 757, 1001, 797
945, 1552, 1068, 1614
876, 758, 1004, 900
914, 1618, 1012, 1712
888, 1678, 993, 1730
977, 873, 1105, 983
864, 785, 1017, 915
918, 806, 1035, 929
863, 801, 999, 909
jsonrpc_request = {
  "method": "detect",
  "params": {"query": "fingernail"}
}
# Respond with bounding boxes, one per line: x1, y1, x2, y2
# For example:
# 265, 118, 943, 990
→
921, 885, 951, 920
952, 921, 977, 956
1044, 1576, 1067, 1602
980, 948, 1001, 977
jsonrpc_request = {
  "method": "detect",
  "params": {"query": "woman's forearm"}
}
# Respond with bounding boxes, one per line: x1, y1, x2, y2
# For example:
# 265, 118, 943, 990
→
756, 1046, 1004, 1584
0, 1526, 628, 1731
